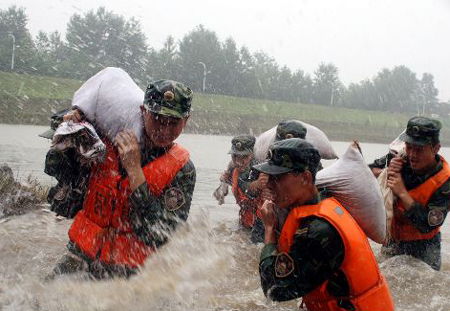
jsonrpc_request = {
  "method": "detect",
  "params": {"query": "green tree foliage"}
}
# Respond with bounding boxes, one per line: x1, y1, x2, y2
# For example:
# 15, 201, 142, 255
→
340, 66, 434, 114
419, 73, 438, 115
0, 6, 36, 73
291, 70, 313, 104
34, 31, 65, 76
312, 63, 343, 106
342, 80, 378, 110
235, 46, 259, 98
178, 25, 224, 92
252, 51, 279, 99
375, 66, 419, 113
144, 35, 180, 87
0, 6, 442, 115
220, 38, 241, 96
64, 7, 148, 81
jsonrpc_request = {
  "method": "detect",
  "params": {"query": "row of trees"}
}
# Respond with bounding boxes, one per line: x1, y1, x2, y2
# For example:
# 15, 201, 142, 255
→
0, 6, 444, 114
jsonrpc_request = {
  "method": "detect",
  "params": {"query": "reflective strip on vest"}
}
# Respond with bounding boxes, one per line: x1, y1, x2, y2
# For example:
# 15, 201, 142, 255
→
278, 197, 395, 311
392, 156, 450, 241
69, 141, 190, 268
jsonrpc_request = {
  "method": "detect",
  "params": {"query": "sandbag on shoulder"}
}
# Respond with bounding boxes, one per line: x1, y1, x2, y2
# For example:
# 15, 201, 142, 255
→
315, 142, 386, 243
254, 121, 338, 162
71, 67, 144, 142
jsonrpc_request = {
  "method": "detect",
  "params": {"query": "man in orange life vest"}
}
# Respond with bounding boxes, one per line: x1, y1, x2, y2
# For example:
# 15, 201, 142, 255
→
220, 135, 267, 241
370, 116, 450, 270
254, 138, 394, 311
52, 80, 196, 278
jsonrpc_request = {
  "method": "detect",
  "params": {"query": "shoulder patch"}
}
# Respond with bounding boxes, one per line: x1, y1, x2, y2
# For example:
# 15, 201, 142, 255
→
428, 209, 445, 227
164, 187, 185, 211
275, 252, 295, 278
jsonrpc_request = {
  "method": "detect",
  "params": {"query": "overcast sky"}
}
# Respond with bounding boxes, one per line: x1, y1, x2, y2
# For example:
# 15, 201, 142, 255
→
4, 0, 450, 100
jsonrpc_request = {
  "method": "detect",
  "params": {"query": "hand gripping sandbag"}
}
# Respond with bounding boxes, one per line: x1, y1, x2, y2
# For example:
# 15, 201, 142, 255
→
254, 122, 338, 163
315, 142, 386, 243
71, 67, 144, 142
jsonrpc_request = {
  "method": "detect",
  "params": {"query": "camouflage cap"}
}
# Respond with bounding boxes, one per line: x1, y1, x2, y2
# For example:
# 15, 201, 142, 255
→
253, 138, 321, 175
39, 108, 70, 139
399, 116, 441, 146
143, 80, 193, 118
275, 120, 307, 141
229, 135, 256, 156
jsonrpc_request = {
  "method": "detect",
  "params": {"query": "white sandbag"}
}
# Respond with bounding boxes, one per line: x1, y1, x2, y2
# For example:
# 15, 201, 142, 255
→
316, 142, 386, 243
254, 121, 338, 162
254, 127, 277, 162
71, 67, 144, 142
378, 168, 393, 244
378, 131, 406, 244
389, 130, 406, 155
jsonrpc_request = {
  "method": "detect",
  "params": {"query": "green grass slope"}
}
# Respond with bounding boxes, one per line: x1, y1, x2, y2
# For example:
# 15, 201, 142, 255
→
1, 71, 448, 144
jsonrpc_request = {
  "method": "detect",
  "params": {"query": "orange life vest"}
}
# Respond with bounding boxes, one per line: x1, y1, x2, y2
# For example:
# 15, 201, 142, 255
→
231, 168, 261, 228
68, 140, 190, 268
391, 156, 450, 242
278, 197, 395, 311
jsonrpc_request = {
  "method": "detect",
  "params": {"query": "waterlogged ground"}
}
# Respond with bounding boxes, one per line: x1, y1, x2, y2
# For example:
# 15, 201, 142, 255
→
1, 124, 450, 311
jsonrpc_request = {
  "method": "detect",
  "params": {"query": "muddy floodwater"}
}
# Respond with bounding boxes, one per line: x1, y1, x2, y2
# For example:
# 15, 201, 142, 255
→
1, 123, 450, 311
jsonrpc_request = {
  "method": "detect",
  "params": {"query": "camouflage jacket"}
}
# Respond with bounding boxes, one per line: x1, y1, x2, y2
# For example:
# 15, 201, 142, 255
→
45, 148, 91, 218
45, 143, 196, 247
129, 144, 196, 247
224, 160, 259, 199
370, 154, 450, 233
259, 194, 346, 302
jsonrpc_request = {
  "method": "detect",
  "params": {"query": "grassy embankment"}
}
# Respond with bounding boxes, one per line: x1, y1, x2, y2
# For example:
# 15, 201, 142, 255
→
1, 71, 449, 144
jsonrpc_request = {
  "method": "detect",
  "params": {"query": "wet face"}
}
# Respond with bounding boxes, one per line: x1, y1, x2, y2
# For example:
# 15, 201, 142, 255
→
141, 107, 188, 148
405, 142, 439, 173
232, 154, 253, 171
268, 171, 314, 209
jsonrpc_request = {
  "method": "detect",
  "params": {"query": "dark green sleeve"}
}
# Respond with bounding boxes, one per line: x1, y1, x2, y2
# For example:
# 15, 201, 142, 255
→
403, 179, 450, 233
129, 159, 196, 247
44, 148, 79, 181
368, 153, 395, 170
259, 217, 345, 302
237, 171, 258, 199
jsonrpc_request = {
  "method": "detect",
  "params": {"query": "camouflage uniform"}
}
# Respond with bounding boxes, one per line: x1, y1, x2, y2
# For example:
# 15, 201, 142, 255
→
40, 109, 90, 218
224, 135, 264, 242
225, 135, 257, 196
250, 120, 314, 242
370, 117, 450, 270
51, 80, 196, 279
252, 139, 347, 302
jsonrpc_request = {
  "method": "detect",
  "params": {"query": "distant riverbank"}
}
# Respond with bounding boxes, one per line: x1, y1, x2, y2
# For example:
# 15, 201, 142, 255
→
0, 101, 416, 144
2, 71, 449, 145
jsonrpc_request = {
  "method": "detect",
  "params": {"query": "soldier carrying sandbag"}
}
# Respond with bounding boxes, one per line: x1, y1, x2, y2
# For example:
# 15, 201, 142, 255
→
370, 116, 450, 270
255, 138, 395, 311
44, 68, 196, 279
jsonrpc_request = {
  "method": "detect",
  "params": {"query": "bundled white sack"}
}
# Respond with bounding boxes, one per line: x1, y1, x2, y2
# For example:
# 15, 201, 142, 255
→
71, 67, 144, 142
254, 121, 338, 163
377, 131, 406, 243
316, 142, 386, 243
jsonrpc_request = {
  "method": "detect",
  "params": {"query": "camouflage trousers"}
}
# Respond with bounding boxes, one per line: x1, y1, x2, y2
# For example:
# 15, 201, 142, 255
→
381, 232, 441, 270
50, 243, 137, 280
